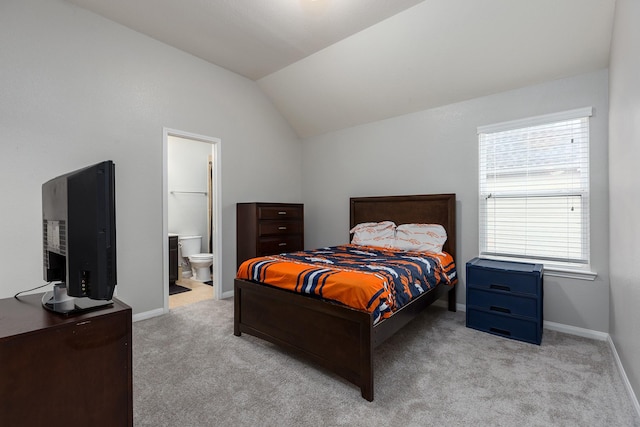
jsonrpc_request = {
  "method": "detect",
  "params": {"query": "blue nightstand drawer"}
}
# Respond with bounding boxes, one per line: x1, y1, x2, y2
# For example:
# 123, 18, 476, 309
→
466, 267, 538, 295
467, 308, 541, 345
467, 287, 537, 318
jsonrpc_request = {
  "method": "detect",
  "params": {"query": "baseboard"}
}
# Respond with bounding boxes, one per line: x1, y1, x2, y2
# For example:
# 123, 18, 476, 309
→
440, 300, 609, 341
432, 296, 466, 312
543, 320, 609, 341
132, 307, 166, 322
132, 292, 232, 322
607, 335, 640, 419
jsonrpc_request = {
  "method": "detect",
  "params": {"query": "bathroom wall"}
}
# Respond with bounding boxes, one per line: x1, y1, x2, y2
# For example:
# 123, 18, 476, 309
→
168, 135, 212, 251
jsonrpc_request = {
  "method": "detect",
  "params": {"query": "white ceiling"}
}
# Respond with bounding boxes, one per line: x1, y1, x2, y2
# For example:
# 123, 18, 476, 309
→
66, 0, 616, 138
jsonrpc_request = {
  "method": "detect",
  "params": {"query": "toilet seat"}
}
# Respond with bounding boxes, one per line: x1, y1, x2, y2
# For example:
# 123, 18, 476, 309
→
189, 253, 213, 261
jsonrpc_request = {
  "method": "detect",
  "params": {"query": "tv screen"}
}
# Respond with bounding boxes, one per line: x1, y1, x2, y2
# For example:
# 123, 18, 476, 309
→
42, 160, 117, 312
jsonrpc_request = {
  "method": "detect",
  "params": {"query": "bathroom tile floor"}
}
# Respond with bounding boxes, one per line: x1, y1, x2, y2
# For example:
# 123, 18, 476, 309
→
169, 277, 213, 309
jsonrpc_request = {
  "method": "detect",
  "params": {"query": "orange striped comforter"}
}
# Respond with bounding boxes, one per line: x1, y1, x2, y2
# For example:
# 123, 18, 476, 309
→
236, 244, 457, 324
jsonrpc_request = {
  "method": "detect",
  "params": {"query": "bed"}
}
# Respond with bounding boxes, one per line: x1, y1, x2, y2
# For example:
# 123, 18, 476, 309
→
234, 194, 457, 401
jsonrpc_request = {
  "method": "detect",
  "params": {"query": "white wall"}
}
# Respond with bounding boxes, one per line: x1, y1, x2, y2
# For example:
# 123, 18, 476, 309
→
0, 0, 302, 314
609, 0, 640, 405
301, 70, 610, 332
168, 136, 211, 245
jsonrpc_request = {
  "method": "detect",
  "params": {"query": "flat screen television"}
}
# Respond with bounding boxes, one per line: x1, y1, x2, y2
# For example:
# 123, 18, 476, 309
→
41, 160, 117, 314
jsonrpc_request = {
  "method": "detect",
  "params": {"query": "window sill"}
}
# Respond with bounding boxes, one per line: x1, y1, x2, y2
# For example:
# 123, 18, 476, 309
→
543, 267, 597, 281
479, 255, 597, 281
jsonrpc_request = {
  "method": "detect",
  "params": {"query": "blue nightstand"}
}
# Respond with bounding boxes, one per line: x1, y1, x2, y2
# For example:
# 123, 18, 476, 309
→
466, 258, 544, 345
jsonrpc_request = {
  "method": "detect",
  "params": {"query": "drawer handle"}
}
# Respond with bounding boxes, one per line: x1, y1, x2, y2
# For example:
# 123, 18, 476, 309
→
490, 327, 511, 336
490, 284, 511, 292
278, 243, 287, 247
278, 226, 287, 230
490, 306, 511, 314
278, 211, 287, 215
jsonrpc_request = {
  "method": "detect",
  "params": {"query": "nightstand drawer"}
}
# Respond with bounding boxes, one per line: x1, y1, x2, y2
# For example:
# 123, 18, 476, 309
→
258, 206, 302, 220
467, 267, 538, 295
467, 287, 537, 318
467, 308, 540, 345
258, 221, 303, 236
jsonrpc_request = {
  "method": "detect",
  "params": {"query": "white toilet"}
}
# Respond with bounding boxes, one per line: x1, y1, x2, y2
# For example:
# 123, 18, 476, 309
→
178, 235, 213, 282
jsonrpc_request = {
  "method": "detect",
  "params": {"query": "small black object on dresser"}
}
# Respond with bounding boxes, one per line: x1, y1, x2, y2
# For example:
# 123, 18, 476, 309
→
466, 257, 543, 345
236, 202, 304, 269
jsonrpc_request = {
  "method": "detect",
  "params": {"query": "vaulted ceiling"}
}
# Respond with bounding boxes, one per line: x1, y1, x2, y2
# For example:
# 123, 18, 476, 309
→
66, 0, 616, 138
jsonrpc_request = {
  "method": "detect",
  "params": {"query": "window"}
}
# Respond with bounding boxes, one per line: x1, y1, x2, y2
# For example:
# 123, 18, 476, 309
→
478, 107, 592, 269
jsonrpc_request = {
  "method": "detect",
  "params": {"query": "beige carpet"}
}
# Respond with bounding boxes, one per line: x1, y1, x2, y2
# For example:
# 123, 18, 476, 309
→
133, 298, 640, 427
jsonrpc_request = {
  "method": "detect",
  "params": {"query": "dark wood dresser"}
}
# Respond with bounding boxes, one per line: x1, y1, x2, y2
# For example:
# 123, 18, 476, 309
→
0, 293, 133, 426
237, 202, 304, 268
466, 257, 544, 345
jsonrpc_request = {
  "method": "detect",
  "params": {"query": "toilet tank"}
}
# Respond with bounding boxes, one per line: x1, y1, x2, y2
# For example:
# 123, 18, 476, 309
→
178, 235, 201, 257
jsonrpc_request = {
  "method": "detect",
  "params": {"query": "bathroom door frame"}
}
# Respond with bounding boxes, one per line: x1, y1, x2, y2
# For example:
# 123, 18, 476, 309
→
162, 127, 222, 312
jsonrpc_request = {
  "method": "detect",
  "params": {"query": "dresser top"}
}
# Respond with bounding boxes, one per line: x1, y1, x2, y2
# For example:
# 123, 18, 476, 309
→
0, 293, 131, 341
237, 202, 303, 206
467, 257, 543, 274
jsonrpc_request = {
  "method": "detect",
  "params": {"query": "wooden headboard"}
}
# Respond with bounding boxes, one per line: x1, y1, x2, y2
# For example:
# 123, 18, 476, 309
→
349, 194, 456, 259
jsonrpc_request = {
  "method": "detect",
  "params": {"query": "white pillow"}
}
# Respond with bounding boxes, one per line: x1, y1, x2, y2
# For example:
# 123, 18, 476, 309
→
349, 221, 396, 248
394, 223, 447, 253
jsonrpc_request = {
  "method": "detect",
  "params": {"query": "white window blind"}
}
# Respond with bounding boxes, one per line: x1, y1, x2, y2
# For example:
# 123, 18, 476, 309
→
478, 108, 592, 266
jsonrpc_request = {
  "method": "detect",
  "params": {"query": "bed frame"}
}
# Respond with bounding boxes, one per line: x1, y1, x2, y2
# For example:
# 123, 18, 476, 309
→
234, 194, 457, 401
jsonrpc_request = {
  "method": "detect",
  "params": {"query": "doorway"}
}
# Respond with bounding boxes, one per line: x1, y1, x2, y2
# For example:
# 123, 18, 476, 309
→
162, 128, 222, 312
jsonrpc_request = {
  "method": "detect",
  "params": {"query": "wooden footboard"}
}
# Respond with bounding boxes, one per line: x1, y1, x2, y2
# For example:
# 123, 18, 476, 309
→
234, 278, 456, 401
234, 278, 375, 400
